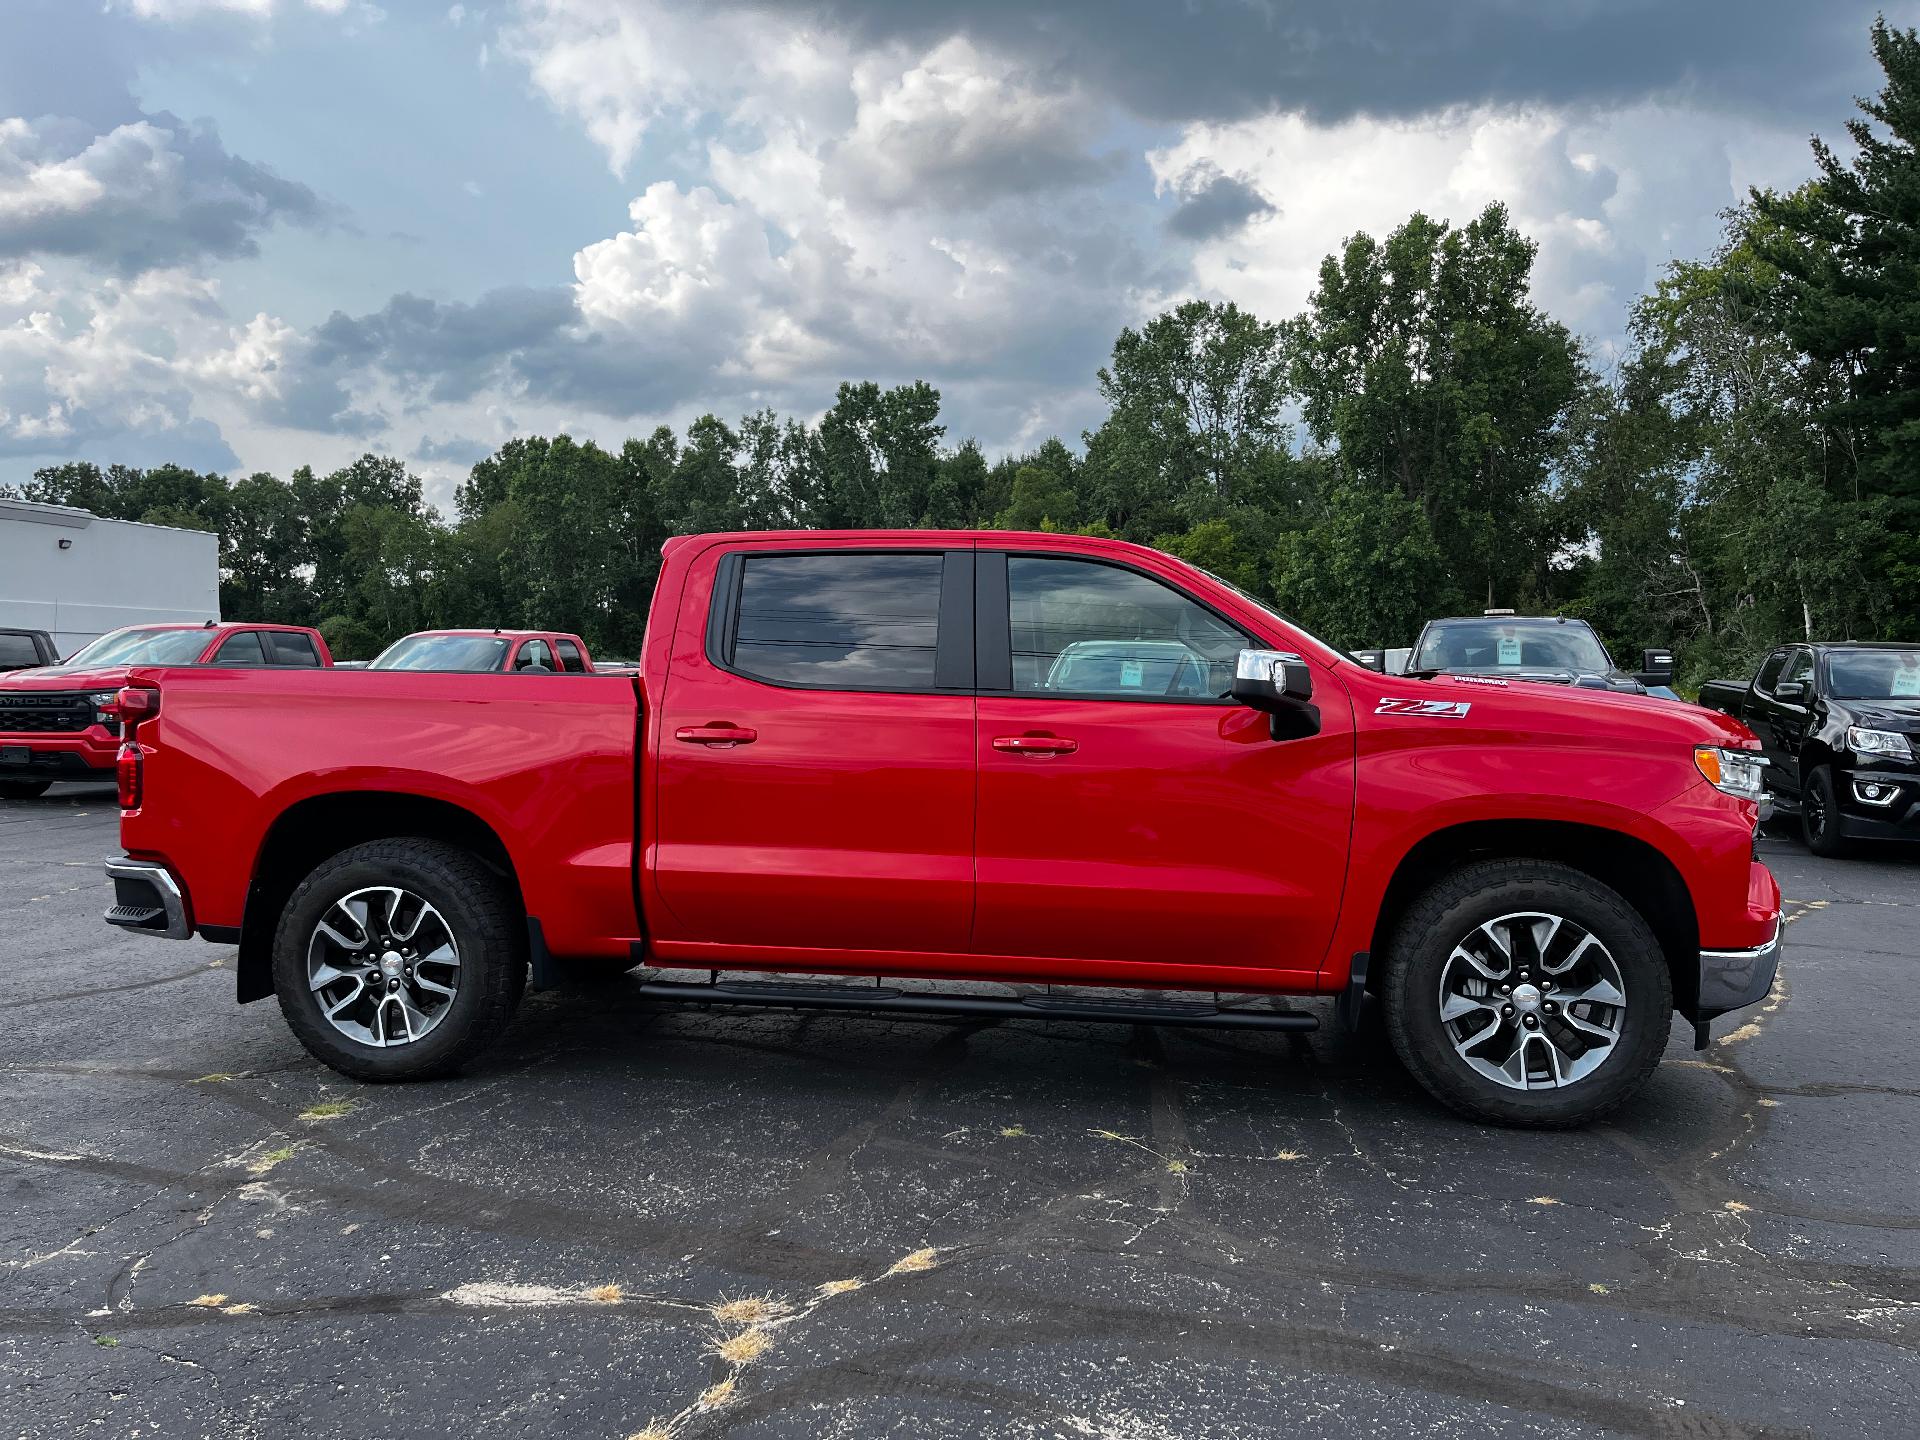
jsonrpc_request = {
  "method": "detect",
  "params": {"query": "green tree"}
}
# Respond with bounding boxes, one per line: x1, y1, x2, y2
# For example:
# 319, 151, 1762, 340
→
1272, 484, 1451, 650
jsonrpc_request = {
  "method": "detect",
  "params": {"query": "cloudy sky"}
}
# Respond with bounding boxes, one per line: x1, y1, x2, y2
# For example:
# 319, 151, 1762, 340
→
2, 1, 1911, 506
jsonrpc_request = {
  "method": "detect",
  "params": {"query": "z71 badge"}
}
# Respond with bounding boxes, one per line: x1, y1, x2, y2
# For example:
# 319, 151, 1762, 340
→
1376, 697, 1473, 718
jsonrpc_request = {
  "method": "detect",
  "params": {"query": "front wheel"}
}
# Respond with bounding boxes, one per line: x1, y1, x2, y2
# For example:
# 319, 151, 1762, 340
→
0, 780, 52, 800
272, 837, 526, 1081
1382, 860, 1673, 1127
1801, 765, 1855, 858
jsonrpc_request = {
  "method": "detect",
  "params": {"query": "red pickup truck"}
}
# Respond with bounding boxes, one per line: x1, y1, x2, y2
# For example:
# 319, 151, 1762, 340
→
367, 628, 595, 673
0, 621, 331, 798
100, 532, 1781, 1125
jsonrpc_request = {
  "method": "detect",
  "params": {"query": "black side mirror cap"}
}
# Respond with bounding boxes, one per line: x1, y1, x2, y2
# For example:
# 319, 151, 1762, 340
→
1634, 647, 1675, 686
1773, 679, 1809, 704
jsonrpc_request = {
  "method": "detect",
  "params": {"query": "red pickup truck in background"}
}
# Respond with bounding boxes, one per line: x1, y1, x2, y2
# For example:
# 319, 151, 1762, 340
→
99, 532, 1781, 1126
367, 628, 594, 673
0, 621, 331, 798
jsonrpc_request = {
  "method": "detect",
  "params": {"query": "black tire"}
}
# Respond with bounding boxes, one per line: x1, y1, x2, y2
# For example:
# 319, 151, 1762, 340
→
272, 838, 525, 1081
1801, 765, 1854, 858
0, 780, 52, 800
1381, 859, 1673, 1127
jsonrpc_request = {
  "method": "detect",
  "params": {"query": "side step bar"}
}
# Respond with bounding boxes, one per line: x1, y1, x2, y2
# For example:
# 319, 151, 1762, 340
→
633, 978, 1319, 1032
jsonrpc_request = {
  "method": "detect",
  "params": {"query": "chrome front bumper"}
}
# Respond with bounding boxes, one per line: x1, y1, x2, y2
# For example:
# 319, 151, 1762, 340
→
1698, 920, 1783, 1019
104, 858, 192, 940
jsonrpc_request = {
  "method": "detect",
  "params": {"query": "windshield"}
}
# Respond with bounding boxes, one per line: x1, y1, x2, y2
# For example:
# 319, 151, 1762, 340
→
370, 634, 511, 671
60, 627, 212, 668
1412, 619, 1612, 674
1826, 648, 1920, 699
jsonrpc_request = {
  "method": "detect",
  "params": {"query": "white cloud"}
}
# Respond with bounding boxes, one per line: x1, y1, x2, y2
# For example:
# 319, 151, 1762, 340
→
1148, 102, 1815, 347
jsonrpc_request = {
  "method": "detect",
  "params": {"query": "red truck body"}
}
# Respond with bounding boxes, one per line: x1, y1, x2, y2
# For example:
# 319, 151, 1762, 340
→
103, 532, 1782, 1123
368, 629, 594, 673
0, 622, 330, 787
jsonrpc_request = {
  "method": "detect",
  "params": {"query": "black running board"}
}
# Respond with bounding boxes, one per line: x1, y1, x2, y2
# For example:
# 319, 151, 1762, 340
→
633, 978, 1318, 1031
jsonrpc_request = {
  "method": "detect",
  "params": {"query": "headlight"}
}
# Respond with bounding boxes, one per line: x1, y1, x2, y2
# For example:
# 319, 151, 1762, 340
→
1695, 745, 1768, 801
1847, 726, 1913, 761
89, 691, 117, 725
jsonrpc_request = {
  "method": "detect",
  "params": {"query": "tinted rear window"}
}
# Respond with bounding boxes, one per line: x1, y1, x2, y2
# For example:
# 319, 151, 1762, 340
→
730, 553, 944, 689
267, 632, 321, 667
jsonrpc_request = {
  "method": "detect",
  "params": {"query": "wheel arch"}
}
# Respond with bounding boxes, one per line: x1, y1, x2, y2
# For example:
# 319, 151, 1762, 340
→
1368, 819, 1701, 1015
237, 791, 524, 1004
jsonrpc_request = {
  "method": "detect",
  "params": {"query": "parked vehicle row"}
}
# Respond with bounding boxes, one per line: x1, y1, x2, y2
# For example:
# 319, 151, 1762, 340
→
98, 530, 1783, 1128
1698, 643, 1920, 855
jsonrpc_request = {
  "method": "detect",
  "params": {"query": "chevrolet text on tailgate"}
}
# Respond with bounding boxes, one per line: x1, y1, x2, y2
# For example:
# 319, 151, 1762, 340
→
101, 532, 1782, 1126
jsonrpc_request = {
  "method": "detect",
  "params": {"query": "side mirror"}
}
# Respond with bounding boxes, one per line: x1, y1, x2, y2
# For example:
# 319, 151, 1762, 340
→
1773, 679, 1808, 704
1350, 649, 1387, 673
1232, 649, 1320, 740
1634, 647, 1675, 687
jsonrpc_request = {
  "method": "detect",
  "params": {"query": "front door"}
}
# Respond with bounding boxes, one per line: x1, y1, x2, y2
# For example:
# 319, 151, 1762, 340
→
971, 551, 1354, 975
652, 545, 977, 957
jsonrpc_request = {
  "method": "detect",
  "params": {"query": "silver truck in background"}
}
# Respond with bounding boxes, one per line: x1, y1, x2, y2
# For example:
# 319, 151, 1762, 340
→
0, 498, 219, 659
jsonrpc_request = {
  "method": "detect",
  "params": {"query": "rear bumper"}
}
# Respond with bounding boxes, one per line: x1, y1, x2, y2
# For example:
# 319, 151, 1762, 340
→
104, 857, 193, 940
0, 731, 118, 775
1697, 920, 1782, 1021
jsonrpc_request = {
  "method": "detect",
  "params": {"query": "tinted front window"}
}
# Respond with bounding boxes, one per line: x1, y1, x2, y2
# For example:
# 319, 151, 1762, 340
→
1412, 619, 1612, 673
370, 635, 512, 671
214, 633, 267, 666
0, 634, 42, 666
731, 553, 943, 689
1008, 557, 1249, 699
62, 627, 212, 667
1827, 649, 1920, 699
1755, 651, 1789, 693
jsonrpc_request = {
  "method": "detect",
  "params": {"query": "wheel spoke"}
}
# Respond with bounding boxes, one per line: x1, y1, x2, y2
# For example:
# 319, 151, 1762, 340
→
309, 961, 357, 993
1441, 992, 1499, 1023
322, 977, 366, 1018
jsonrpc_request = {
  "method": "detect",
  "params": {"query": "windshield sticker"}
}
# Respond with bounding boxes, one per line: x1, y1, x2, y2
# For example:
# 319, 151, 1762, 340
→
1496, 632, 1522, 665
1120, 659, 1144, 688
1895, 657, 1920, 697
1377, 697, 1473, 719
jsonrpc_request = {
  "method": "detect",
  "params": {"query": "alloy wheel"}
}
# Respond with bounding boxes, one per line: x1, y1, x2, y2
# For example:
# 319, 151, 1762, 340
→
1437, 911, 1627, 1090
306, 886, 461, 1047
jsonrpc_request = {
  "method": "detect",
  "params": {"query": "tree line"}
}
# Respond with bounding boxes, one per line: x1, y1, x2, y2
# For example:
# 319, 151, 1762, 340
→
11, 20, 1917, 684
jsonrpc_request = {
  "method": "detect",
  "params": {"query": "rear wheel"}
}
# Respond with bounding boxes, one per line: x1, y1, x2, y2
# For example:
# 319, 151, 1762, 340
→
272, 838, 525, 1081
1382, 860, 1673, 1127
1801, 765, 1854, 858
0, 780, 52, 800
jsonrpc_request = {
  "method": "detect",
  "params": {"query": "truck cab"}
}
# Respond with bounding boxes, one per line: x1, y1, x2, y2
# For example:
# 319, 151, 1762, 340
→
367, 629, 594, 674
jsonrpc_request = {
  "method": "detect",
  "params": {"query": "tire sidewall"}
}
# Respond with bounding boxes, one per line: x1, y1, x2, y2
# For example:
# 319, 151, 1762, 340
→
1802, 765, 1848, 857
272, 843, 511, 1080
1385, 865, 1673, 1126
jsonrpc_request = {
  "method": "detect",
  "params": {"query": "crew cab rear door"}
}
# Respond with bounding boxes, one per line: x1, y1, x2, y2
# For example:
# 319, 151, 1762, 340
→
651, 543, 976, 955
970, 549, 1354, 974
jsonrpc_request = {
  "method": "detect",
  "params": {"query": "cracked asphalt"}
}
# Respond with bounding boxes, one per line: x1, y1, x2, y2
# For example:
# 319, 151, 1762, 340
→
3, 780, 1917, 1439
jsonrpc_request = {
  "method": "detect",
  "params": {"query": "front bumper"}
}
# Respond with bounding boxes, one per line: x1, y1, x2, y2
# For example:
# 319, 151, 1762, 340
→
1697, 919, 1782, 1022
104, 858, 193, 940
1836, 765, 1920, 841
0, 730, 119, 776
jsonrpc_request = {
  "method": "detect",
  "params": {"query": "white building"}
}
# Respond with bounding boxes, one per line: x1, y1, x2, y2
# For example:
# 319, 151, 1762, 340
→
0, 498, 220, 659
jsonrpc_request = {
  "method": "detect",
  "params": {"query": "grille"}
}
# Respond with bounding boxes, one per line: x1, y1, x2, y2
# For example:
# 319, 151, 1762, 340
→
0, 693, 96, 734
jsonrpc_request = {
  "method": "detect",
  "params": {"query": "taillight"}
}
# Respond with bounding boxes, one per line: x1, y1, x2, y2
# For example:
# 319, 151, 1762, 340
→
111, 687, 160, 729
117, 741, 142, 810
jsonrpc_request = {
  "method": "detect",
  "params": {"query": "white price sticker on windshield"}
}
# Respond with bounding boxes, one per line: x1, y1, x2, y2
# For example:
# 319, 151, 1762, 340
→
1496, 633, 1522, 665
1120, 660, 1143, 688
1895, 661, 1920, 697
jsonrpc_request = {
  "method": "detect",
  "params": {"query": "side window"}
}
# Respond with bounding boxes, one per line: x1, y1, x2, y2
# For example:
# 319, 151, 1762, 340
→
1778, 649, 1814, 691
516, 640, 554, 671
554, 639, 586, 673
267, 632, 321, 667
213, 632, 267, 667
1006, 556, 1251, 700
726, 552, 945, 690
1754, 650, 1789, 695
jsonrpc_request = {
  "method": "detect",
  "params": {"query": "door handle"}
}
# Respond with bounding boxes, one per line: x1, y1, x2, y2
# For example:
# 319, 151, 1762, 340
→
675, 724, 757, 747
993, 734, 1078, 756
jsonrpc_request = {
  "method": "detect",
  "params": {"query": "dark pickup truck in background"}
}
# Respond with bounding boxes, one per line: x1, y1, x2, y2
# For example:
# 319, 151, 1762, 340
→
1397, 612, 1673, 694
0, 628, 59, 674
1699, 643, 1920, 856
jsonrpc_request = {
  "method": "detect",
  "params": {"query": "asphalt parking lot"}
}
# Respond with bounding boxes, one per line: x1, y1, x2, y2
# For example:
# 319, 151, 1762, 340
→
2, 782, 1917, 1439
